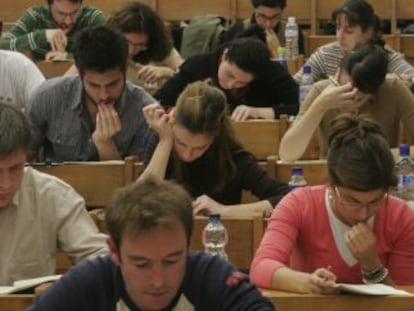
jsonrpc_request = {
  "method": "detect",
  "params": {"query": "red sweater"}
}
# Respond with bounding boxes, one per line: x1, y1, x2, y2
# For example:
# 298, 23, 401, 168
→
251, 185, 414, 288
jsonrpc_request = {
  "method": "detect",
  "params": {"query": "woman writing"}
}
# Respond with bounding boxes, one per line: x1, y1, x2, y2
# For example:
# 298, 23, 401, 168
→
251, 113, 414, 293
139, 81, 289, 217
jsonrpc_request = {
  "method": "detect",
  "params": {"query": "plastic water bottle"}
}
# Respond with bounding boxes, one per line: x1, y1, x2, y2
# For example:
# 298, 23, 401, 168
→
288, 167, 307, 190
202, 213, 228, 260
299, 65, 313, 106
285, 16, 299, 59
395, 144, 414, 205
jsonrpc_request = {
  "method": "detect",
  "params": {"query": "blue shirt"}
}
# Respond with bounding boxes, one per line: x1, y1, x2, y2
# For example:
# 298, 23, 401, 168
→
29, 76, 154, 161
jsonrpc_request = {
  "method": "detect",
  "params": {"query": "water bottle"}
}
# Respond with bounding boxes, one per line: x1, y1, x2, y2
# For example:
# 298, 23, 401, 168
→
288, 167, 307, 190
202, 213, 228, 260
394, 144, 414, 205
299, 65, 313, 107
285, 16, 299, 59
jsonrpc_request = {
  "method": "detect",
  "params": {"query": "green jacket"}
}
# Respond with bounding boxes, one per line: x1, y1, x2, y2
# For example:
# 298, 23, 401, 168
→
0, 5, 105, 60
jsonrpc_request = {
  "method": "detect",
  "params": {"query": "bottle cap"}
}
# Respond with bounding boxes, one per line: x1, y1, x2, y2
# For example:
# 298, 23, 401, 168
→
292, 167, 304, 176
288, 16, 296, 23
209, 213, 221, 222
303, 65, 311, 74
400, 143, 410, 157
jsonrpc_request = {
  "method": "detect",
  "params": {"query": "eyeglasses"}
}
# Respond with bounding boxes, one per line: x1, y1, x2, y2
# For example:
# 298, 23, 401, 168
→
333, 186, 388, 210
127, 40, 148, 52
255, 12, 281, 23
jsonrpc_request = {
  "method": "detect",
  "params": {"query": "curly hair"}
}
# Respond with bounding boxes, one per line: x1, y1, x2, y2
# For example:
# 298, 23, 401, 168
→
106, 1, 173, 64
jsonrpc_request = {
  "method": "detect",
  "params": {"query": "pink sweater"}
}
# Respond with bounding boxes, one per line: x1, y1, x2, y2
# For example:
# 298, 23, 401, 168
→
250, 185, 414, 288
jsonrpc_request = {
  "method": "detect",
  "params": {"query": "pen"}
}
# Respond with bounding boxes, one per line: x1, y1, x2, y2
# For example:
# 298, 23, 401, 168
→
328, 76, 340, 86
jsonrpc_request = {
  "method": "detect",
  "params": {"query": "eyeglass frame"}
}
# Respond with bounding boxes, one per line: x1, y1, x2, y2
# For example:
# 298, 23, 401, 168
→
333, 186, 388, 210
254, 11, 282, 23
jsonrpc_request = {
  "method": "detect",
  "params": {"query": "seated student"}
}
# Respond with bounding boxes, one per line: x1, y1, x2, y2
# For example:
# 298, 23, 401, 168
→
279, 43, 414, 162
0, 50, 45, 111
140, 81, 289, 217
251, 113, 414, 294
0, 103, 107, 286
155, 37, 299, 121
28, 26, 155, 162
221, 0, 306, 57
25, 178, 275, 310
0, 0, 105, 61
106, 1, 184, 86
293, 0, 414, 85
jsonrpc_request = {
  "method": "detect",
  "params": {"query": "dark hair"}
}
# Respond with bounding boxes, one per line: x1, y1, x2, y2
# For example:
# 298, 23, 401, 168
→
251, 0, 286, 9
332, 0, 385, 47
340, 43, 388, 94
73, 25, 128, 75
327, 113, 397, 191
47, 0, 82, 4
172, 81, 239, 193
0, 103, 31, 157
236, 24, 267, 44
224, 38, 270, 77
106, 178, 193, 251
106, 1, 173, 64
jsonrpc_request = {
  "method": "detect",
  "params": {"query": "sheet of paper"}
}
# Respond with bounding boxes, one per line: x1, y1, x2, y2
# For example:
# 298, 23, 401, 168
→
338, 283, 414, 296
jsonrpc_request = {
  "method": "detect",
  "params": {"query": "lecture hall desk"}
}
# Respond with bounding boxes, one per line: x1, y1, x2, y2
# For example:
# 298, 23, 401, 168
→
262, 286, 414, 311
0, 294, 33, 311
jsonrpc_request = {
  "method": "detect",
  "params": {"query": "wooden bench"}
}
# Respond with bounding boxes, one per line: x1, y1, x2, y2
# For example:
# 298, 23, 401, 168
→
191, 214, 265, 271
232, 116, 288, 161
30, 158, 136, 208
272, 159, 328, 186
262, 286, 414, 311
34, 60, 74, 79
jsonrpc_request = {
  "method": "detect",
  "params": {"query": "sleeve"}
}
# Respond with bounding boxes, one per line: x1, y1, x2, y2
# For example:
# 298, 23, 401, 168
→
293, 47, 328, 84
0, 9, 49, 53
386, 203, 414, 285
237, 152, 289, 206
24, 257, 115, 311
395, 79, 414, 139
265, 62, 299, 117
53, 180, 107, 263
154, 55, 209, 107
27, 85, 50, 154
85, 8, 105, 26
250, 190, 305, 288
184, 253, 274, 311
388, 50, 414, 79
19, 56, 46, 111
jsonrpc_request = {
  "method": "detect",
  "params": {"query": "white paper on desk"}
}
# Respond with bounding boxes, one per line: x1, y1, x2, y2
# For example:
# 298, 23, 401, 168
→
337, 283, 414, 296
0, 275, 61, 294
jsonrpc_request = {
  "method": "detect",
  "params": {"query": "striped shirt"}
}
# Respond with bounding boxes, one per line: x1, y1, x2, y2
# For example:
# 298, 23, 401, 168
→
28, 76, 155, 161
294, 41, 414, 84
0, 5, 104, 60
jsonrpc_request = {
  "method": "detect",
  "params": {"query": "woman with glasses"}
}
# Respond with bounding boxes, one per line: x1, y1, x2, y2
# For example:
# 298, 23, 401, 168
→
293, 0, 414, 85
139, 81, 289, 217
279, 42, 414, 162
106, 1, 184, 86
251, 113, 414, 294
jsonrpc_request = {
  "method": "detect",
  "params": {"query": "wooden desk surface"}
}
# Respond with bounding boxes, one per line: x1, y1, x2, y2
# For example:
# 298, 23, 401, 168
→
0, 294, 34, 311
262, 286, 414, 311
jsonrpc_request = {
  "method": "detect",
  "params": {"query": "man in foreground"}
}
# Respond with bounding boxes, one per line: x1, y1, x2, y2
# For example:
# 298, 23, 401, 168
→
26, 178, 274, 310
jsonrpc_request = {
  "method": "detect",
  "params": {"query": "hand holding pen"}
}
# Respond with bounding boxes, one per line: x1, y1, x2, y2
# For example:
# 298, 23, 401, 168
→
309, 265, 340, 294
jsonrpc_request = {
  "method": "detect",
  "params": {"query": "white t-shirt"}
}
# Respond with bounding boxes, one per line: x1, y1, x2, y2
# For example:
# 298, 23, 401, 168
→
0, 50, 45, 111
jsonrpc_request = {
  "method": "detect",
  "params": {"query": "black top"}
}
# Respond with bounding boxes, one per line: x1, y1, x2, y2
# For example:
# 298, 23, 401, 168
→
154, 47, 299, 117
25, 252, 275, 311
145, 134, 289, 207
